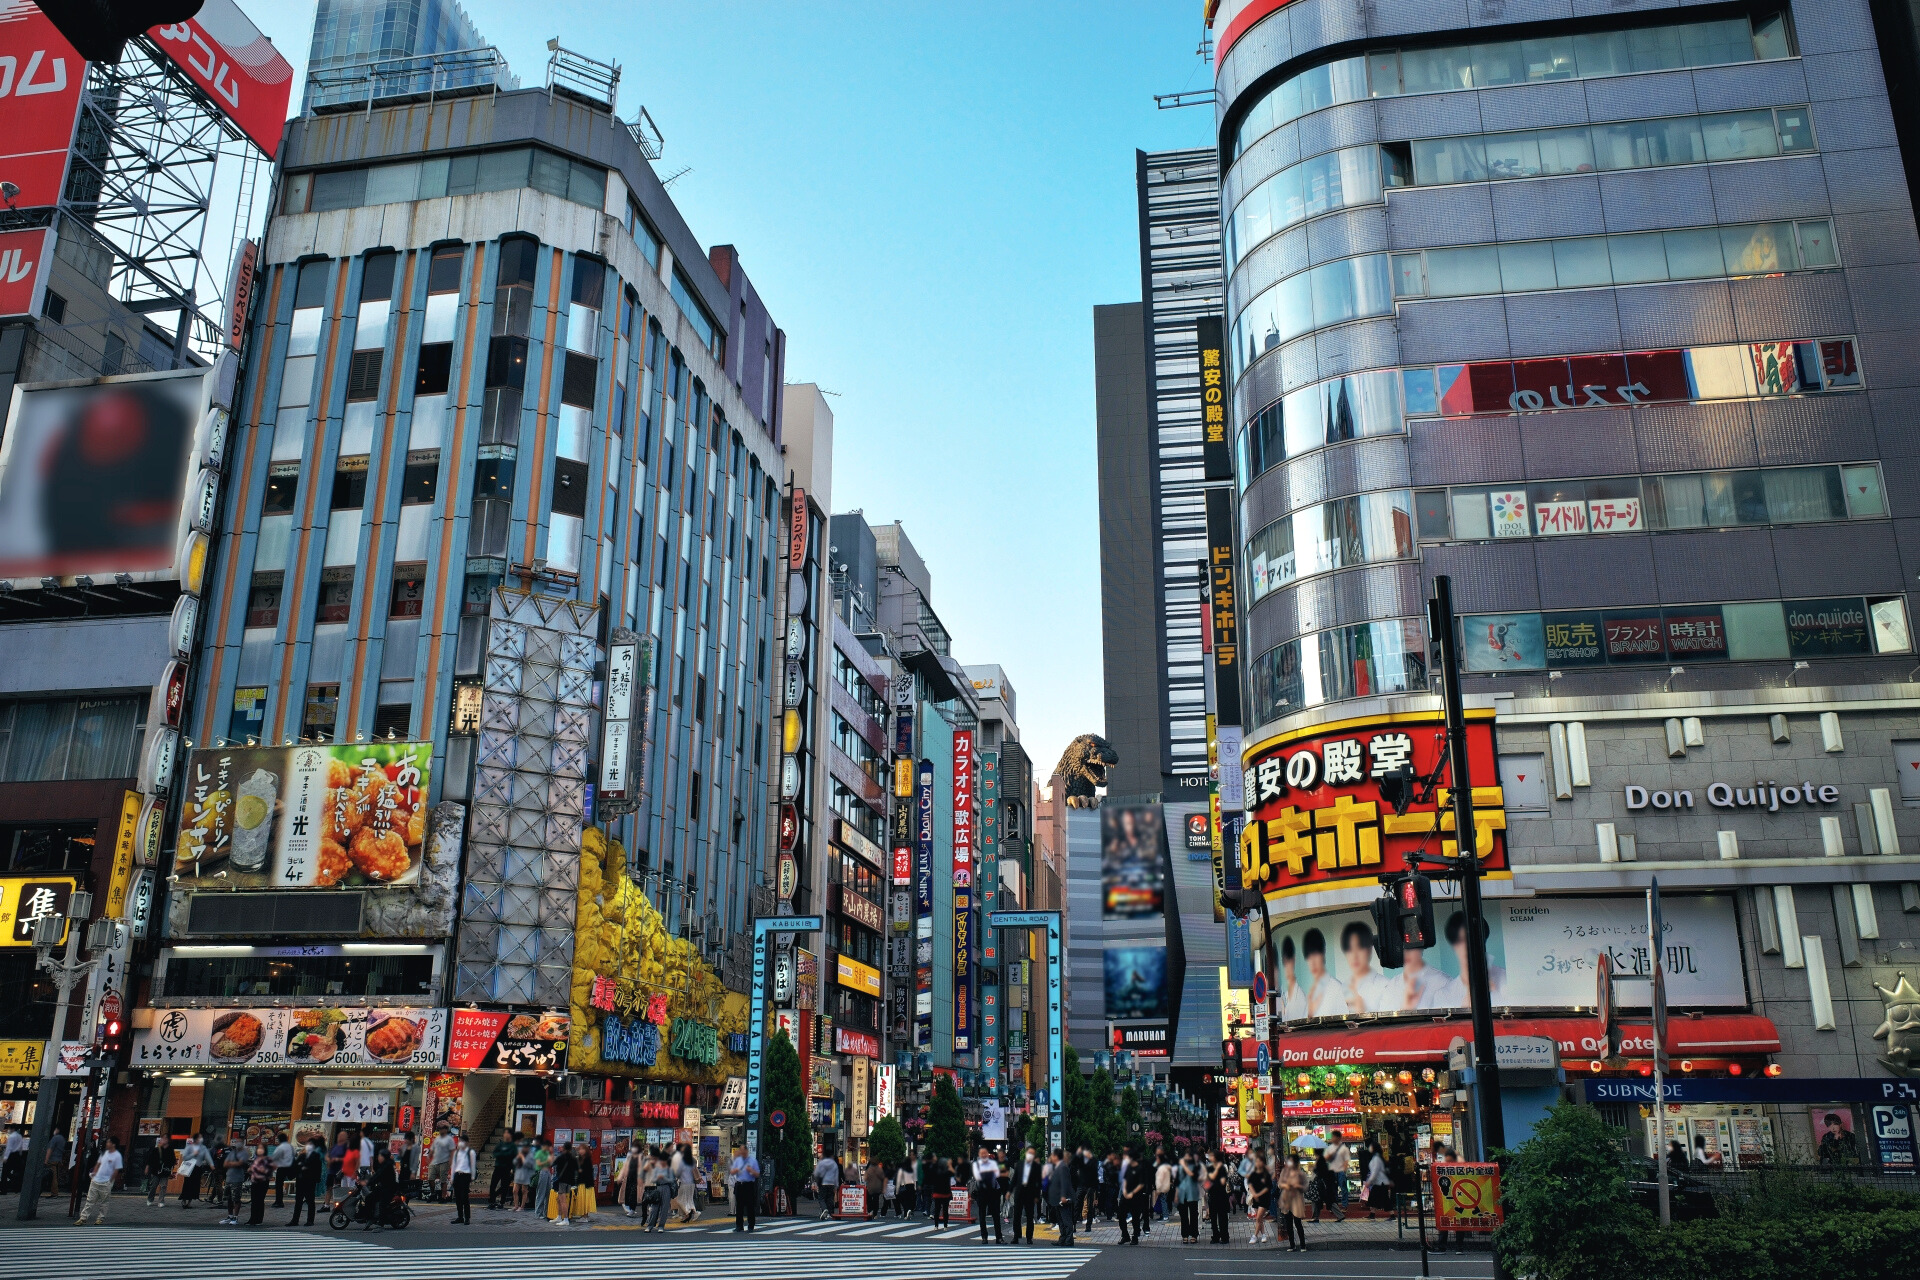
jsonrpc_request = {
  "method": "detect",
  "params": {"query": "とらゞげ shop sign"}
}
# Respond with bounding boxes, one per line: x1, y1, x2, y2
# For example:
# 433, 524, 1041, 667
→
1240, 710, 1508, 897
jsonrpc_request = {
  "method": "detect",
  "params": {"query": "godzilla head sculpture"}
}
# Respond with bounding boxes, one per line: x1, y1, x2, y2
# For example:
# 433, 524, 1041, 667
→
1054, 734, 1119, 809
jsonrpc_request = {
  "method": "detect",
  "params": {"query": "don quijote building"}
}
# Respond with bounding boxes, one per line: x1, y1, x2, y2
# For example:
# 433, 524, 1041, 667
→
1211, 0, 1920, 1171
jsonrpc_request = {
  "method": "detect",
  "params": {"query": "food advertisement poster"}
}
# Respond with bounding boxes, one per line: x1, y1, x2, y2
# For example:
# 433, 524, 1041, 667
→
131, 1007, 447, 1069
174, 742, 431, 889
446, 1009, 569, 1072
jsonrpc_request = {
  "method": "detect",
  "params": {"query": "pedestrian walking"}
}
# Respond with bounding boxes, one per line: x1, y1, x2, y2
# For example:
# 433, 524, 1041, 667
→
426, 1125, 453, 1203
972, 1145, 1003, 1243
530, 1136, 553, 1214
0, 1126, 24, 1194
644, 1148, 671, 1232
45, 1128, 68, 1195
1040, 1148, 1074, 1246
1206, 1153, 1233, 1243
1325, 1137, 1351, 1215
489, 1128, 517, 1209
550, 1139, 578, 1225
1118, 1145, 1150, 1246
1247, 1152, 1273, 1244
1278, 1152, 1309, 1251
894, 1156, 916, 1217
866, 1156, 886, 1219
219, 1140, 247, 1225
289, 1137, 323, 1226
675, 1143, 700, 1221
1309, 1150, 1342, 1221
1154, 1151, 1174, 1222
1073, 1146, 1097, 1230
72, 1137, 123, 1225
1363, 1145, 1392, 1219
451, 1131, 475, 1224
247, 1142, 273, 1225
928, 1155, 953, 1227
729, 1144, 759, 1232
1010, 1145, 1043, 1243
812, 1149, 840, 1218
1175, 1152, 1202, 1242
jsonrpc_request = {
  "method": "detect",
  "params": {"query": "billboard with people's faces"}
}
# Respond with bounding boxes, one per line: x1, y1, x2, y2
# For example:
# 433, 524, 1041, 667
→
1272, 894, 1744, 1021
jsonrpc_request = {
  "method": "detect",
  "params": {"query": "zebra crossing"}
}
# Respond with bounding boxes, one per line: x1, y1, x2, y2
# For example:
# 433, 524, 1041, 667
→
0, 1225, 1096, 1280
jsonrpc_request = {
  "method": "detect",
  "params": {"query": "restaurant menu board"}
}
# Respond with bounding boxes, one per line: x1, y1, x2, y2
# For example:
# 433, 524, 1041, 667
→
132, 1007, 447, 1069
175, 742, 432, 889
446, 1010, 570, 1072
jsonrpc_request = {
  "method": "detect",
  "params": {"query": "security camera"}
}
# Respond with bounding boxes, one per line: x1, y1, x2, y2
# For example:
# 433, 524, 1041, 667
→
0, 182, 18, 208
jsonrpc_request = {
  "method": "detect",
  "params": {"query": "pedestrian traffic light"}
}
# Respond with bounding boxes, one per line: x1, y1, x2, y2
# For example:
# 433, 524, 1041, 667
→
1369, 895, 1405, 969
31, 0, 205, 64
1397, 872, 1437, 949
97, 1014, 124, 1054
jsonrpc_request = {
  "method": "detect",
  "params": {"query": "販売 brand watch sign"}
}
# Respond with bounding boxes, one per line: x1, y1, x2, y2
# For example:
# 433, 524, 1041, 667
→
1624, 781, 1842, 812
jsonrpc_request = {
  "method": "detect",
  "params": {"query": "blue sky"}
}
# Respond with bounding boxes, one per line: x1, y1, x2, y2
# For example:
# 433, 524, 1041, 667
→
249, 1, 1213, 777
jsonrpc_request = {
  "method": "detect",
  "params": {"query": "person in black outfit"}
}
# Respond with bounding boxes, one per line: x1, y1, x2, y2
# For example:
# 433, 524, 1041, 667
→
1206, 1155, 1233, 1244
1118, 1147, 1151, 1245
1043, 1150, 1075, 1246
362, 1150, 398, 1228
289, 1140, 323, 1226
973, 1146, 1003, 1244
1009, 1146, 1044, 1243
928, 1157, 953, 1227
1073, 1147, 1097, 1230
551, 1143, 580, 1223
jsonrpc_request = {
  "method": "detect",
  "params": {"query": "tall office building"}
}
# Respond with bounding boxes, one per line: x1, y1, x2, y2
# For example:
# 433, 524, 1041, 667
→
1214, 0, 1920, 1158
151, 51, 787, 1147
1095, 148, 1225, 800
304, 0, 516, 111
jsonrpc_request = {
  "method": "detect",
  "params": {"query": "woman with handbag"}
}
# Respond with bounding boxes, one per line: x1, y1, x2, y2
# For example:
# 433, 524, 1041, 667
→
1309, 1151, 1341, 1222
1277, 1153, 1309, 1252
176, 1136, 207, 1209
1363, 1145, 1392, 1219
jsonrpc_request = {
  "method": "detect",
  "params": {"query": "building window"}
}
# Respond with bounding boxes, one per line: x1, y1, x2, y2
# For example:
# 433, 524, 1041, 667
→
302, 685, 341, 742
414, 343, 452, 396
331, 462, 369, 510
372, 698, 412, 740
0, 697, 145, 783
227, 687, 267, 744
41, 291, 65, 322
263, 464, 300, 515
315, 573, 353, 624
390, 566, 426, 618
245, 575, 283, 628
401, 455, 438, 504
0, 823, 97, 873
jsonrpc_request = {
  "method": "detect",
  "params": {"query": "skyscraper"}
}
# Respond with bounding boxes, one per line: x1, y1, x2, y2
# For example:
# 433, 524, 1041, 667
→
303, 0, 515, 111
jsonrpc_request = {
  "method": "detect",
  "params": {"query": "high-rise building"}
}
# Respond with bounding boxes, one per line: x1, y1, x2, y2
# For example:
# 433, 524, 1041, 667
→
303, 0, 516, 112
1095, 149, 1225, 800
152, 50, 787, 1147
1213, 0, 1920, 1157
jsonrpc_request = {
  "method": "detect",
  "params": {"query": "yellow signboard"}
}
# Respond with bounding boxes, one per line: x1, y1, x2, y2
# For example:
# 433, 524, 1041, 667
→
0, 876, 78, 947
0, 1040, 44, 1076
107, 790, 141, 917
836, 954, 882, 998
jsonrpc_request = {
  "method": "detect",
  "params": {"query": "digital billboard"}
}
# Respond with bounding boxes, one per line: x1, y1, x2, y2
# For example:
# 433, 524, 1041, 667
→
1100, 804, 1165, 919
0, 367, 212, 582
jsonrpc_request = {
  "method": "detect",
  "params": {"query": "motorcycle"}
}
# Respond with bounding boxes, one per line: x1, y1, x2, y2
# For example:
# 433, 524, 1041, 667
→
329, 1187, 412, 1231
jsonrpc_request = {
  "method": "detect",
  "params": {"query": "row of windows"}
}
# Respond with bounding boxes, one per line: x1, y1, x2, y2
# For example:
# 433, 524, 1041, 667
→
1224, 105, 1813, 278
1389, 219, 1836, 301
227, 681, 413, 744
832, 646, 887, 720
1246, 619, 1427, 725
0, 697, 145, 784
1231, 220, 1836, 377
1461, 595, 1912, 672
1243, 463, 1889, 606
1229, 12, 1793, 162
1416, 463, 1885, 544
281, 146, 608, 215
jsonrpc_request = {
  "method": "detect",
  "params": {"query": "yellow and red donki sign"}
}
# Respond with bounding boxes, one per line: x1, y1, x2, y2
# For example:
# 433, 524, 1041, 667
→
1240, 710, 1510, 899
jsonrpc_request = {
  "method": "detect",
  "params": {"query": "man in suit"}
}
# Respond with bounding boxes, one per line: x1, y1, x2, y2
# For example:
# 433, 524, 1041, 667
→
1043, 1149, 1076, 1246
1010, 1146, 1045, 1243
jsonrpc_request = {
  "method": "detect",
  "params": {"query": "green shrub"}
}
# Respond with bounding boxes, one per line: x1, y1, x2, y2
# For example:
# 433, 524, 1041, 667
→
1639, 1210, 1920, 1280
1495, 1101, 1652, 1280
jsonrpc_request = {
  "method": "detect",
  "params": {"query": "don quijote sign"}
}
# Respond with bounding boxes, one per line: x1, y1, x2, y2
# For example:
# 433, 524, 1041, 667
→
1624, 780, 1842, 812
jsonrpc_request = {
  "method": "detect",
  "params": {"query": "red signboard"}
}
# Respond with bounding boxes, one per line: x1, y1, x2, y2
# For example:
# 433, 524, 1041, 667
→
1270, 1013, 1779, 1067
891, 844, 912, 886
0, 226, 55, 321
148, 0, 294, 160
952, 729, 974, 886
834, 1026, 880, 1059
1242, 710, 1508, 897
0, 4, 85, 211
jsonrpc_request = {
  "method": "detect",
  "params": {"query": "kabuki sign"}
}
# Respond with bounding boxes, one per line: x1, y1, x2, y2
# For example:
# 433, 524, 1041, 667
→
1241, 710, 1508, 897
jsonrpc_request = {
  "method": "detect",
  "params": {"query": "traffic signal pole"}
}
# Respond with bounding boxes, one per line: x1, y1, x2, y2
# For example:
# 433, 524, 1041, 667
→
1428, 576, 1505, 1160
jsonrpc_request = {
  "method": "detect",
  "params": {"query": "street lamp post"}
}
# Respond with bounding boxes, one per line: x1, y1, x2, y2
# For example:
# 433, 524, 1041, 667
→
17, 891, 98, 1220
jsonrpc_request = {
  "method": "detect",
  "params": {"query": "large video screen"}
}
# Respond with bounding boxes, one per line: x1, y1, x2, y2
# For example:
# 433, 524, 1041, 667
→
0, 369, 207, 581
1101, 804, 1166, 919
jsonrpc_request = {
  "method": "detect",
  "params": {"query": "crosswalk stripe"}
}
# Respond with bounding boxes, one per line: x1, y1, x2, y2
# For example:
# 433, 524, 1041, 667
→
0, 1228, 1095, 1280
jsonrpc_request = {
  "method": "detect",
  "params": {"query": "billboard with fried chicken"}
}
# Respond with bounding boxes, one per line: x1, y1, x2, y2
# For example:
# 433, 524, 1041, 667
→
173, 742, 431, 889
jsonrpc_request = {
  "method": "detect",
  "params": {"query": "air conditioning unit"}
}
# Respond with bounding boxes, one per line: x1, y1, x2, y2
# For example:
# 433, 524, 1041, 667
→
559, 1074, 593, 1098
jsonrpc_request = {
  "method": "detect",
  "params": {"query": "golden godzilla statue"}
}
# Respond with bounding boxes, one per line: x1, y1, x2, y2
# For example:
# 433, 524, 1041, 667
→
1053, 734, 1118, 809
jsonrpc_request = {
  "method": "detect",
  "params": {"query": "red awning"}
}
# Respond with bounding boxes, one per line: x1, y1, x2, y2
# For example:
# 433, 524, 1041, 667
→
1271, 1014, 1779, 1067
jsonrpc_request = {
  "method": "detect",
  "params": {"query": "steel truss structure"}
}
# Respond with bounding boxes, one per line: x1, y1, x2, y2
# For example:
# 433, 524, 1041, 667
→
61, 34, 259, 365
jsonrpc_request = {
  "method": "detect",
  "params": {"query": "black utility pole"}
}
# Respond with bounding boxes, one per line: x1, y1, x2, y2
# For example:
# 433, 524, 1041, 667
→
1428, 576, 1505, 1158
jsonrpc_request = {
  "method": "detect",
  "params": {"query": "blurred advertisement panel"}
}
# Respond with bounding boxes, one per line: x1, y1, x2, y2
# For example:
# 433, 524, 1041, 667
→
1100, 804, 1165, 919
0, 369, 205, 579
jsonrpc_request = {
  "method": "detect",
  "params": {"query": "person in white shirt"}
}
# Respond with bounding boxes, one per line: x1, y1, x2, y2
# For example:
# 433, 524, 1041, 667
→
1301, 928, 1349, 1017
269, 1132, 295, 1207
1444, 911, 1506, 1004
1279, 936, 1310, 1021
1401, 945, 1453, 1010
450, 1132, 476, 1224
812, 1153, 841, 1219
75, 1137, 123, 1225
1325, 1138, 1353, 1214
1342, 921, 1399, 1013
